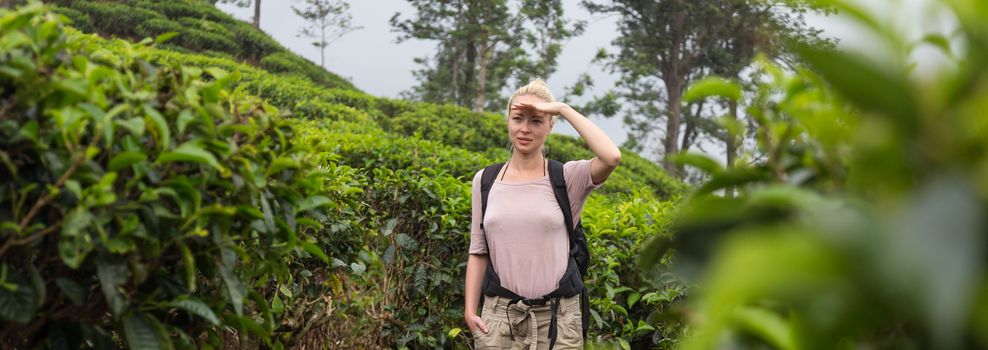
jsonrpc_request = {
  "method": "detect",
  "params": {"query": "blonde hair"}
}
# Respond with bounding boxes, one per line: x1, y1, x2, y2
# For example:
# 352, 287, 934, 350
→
506, 79, 558, 123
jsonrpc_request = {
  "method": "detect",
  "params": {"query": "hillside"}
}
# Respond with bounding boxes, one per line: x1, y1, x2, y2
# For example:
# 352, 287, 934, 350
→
50, 0, 356, 90
0, 2, 684, 349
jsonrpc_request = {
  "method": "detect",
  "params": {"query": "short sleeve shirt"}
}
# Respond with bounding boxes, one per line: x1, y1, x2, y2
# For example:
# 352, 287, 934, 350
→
468, 159, 603, 298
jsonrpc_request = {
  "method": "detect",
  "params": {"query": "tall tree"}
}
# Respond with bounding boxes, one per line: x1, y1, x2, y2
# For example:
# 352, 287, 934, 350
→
391, 0, 512, 112
514, 0, 587, 84
213, 0, 262, 29
581, 0, 829, 177
392, 0, 583, 113
293, 0, 362, 69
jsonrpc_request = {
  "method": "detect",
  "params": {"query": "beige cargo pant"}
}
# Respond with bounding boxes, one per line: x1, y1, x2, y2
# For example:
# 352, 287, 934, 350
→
473, 295, 584, 350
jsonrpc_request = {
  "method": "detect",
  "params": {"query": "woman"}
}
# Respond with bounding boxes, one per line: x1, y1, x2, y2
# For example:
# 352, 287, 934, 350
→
464, 79, 621, 349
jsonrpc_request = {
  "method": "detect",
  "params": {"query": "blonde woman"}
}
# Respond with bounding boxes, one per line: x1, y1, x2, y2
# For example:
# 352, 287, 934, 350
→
464, 79, 621, 349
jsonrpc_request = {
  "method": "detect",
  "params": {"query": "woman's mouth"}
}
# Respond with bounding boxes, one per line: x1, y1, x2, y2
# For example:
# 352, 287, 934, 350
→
518, 138, 532, 145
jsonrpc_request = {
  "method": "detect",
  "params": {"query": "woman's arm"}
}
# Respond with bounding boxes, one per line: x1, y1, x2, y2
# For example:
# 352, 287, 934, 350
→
464, 253, 489, 334
511, 102, 621, 184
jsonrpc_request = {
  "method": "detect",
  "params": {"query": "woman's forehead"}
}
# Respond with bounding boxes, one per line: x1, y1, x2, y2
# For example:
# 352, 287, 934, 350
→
512, 110, 548, 119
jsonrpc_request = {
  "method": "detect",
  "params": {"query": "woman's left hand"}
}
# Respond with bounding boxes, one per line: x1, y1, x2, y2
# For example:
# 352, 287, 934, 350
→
510, 101, 571, 118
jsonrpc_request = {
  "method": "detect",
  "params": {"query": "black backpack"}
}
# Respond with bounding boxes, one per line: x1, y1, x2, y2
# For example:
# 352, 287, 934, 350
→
478, 160, 591, 349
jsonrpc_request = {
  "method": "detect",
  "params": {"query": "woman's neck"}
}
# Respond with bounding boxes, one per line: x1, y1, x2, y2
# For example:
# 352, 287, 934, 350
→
508, 149, 545, 172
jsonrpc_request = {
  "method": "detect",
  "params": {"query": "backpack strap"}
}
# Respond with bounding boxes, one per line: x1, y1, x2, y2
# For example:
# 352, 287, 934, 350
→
479, 162, 505, 233
548, 160, 576, 249
478, 163, 505, 312
549, 160, 592, 339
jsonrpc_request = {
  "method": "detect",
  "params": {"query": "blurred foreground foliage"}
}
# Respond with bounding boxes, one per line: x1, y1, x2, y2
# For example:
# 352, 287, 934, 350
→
646, 0, 988, 349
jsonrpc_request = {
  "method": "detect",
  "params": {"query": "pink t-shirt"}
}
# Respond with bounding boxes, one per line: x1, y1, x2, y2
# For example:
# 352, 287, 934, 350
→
468, 159, 603, 299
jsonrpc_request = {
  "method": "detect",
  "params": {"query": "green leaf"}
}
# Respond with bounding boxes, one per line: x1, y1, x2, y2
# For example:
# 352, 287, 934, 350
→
97, 259, 130, 316
350, 262, 366, 276
154, 32, 179, 45
109, 151, 147, 172
55, 277, 85, 305
921, 33, 952, 56
683, 76, 742, 103
122, 313, 164, 350
627, 292, 641, 309
0, 267, 36, 323
618, 338, 631, 350
296, 195, 333, 213
172, 297, 220, 326
697, 166, 771, 195
414, 265, 428, 295
17, 120, 38, 143
670, 152, 723, 175
381, 218, 397, 236
796, 44, 917, 133
734, 306, 795, 350
178, 241, 196, 292
300, 241, 329, 263
115, 117, 145, 137
59, 208, 94, 269
219, 248, 244, 315
265, 157, 297, 176
396, 233, 418, 250
143, 104, 170, 151
271, 293, 284, 315
447, 327, 462, 339
157, 142, 221, 170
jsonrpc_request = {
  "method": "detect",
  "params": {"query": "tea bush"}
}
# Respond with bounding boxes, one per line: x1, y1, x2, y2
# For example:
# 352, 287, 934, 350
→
0, 4, 358, 347
49, 0, 357, 91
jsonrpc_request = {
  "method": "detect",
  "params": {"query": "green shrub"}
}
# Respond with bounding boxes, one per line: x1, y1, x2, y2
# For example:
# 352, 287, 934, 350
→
0, 5, 354, 347
69, 0, 163, 37
230, 23, 282, 62
259, 52, 357, 90
180, 26, 237, 52
135, 17, 182, 39
134, 0, 233, 24
178, 16, 234, 38
51, 6, 92, 32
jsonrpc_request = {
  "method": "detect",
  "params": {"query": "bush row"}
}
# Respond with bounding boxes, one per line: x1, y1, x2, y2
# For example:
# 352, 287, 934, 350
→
50, 0, 357, 91
0, 5, 358, 347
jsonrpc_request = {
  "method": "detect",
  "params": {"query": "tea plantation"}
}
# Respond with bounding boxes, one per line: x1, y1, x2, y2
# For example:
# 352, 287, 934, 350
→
0, 1, 684, 348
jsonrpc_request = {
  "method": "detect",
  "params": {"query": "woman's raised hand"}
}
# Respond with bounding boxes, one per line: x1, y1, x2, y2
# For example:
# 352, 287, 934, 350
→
510, 101, 571, 118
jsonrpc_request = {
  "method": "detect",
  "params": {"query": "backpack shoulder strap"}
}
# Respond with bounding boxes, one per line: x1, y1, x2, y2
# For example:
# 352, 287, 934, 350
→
479, 163, 505, 232
548, 160, 576, 247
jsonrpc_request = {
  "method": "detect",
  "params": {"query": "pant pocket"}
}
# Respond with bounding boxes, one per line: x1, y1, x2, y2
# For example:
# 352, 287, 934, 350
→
553, 316, 583, 349
474, 313, 502, 349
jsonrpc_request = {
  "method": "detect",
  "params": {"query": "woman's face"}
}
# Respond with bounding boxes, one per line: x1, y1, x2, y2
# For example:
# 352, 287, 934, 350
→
507, 94, 553, 154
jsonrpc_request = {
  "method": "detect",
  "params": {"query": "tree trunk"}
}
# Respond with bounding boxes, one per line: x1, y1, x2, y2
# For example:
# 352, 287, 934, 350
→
320, 24, 326, 68
661, 9, 687, 178
680, 101, 703, 152
663, 77, 684, 177
725, 99, 739, 197
463, 38, 476, 108
474, 35, 490, 113
253, 0, 261, 30
450, 1, 463, 103
451, 46, 461, 103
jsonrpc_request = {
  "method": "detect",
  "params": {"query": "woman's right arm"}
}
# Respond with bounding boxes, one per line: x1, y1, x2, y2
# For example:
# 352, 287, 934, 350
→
464, 254, 489, 334
465, 170, 489, 335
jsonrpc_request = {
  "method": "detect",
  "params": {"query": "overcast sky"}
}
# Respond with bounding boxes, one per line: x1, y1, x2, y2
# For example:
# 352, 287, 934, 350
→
217, 0, 953, 161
